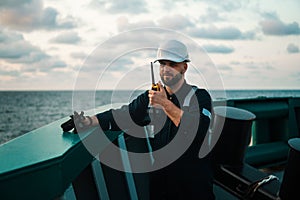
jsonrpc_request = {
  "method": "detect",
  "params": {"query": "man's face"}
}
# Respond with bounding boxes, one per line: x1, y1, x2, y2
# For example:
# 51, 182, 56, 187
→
159, 60, 187, 86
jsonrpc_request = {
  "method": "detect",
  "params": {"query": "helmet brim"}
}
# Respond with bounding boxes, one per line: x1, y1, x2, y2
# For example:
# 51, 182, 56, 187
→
153, 58, 191, 63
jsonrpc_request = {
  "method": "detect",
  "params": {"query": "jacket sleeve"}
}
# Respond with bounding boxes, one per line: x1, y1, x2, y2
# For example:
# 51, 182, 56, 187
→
96, 91, 150, 131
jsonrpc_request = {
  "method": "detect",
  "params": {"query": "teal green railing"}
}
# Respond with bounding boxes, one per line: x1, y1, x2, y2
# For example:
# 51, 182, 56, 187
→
0, 119, 119, 199
222, 97, 300, 168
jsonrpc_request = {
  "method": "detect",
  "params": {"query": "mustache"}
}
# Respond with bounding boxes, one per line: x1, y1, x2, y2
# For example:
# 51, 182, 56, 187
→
162, 73, 174, 76
163, 71, 183, 76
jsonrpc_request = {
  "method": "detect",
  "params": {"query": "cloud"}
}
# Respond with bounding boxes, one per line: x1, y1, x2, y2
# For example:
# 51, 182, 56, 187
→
188, 25, 255, 40
50, 32, 81, 44
206, 0, 242, 12
159, 0, 242, 13
91, 0, 148, 14
80, 41, 138, 72
0, 28, 45, 61
77, 26, 205, 75
0, 28, 67, 75
116, 15, 255, 42
157, 15, 194, 30
260, 12, 300, 36
40, 7, 76, 30
203, 44, 234, 54
0, 0, 76, 31
287, 43, 299, 54
0, 68, 21, 77
117, 15, 194, 32
70, 52, 88, 60
199, 8, 225, 23
230, 60, 275, 71
39, 58, 67, 72
116, 16, 155, 32
0, 28, 23, 42
0, 0, 32, 8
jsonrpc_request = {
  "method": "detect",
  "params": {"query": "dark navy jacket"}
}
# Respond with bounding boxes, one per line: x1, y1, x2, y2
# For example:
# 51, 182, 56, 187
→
96, 81, 215, 199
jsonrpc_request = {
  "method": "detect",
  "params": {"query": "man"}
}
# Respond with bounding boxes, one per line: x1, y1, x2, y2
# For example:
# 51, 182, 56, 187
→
82, 40, 214, 199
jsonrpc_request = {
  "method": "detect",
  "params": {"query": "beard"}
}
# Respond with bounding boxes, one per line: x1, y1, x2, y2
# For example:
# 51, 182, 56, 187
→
161, 71, 183, 87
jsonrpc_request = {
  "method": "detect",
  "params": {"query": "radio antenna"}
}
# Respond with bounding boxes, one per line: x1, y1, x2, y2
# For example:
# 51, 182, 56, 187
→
151, 62, 155, 85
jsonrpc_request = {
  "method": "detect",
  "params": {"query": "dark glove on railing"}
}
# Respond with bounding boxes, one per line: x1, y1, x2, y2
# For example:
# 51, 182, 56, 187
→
61, 111, 92, 133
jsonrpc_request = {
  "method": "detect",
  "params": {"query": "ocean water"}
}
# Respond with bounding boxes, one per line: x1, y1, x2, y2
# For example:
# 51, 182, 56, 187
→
1, 90, 300, 144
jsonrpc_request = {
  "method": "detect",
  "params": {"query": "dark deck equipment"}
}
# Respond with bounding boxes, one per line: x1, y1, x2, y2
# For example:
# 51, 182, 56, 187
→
279, 138, 300, 200
211, 106, 282, 199
211, 106, 256, 166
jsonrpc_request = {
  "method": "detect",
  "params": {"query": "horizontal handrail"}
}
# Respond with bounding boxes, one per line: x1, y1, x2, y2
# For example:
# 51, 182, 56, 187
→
0, 104, 123, 200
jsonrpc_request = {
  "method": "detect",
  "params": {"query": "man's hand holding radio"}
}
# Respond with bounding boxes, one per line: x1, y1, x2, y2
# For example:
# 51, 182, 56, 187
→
148, 82, 167, 109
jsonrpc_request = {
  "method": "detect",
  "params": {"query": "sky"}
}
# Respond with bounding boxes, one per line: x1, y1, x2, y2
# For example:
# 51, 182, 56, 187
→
0, 0, 299, 91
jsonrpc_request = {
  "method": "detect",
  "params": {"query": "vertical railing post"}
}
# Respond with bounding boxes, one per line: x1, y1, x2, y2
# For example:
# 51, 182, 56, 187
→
72, 162, 100, 200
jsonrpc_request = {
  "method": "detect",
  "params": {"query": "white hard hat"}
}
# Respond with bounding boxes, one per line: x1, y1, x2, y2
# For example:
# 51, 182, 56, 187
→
154, 40, 190, 63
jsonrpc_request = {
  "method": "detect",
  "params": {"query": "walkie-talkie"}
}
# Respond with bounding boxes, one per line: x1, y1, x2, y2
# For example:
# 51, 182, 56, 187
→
151, 62, 160, 91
